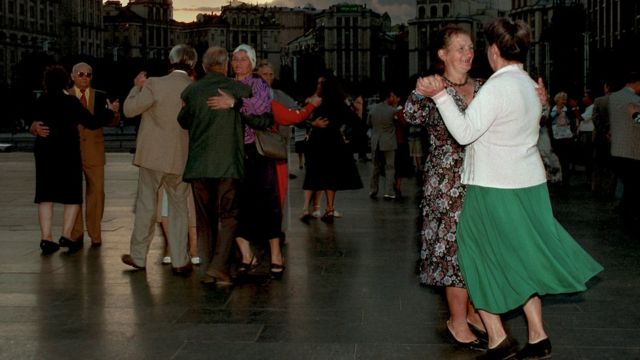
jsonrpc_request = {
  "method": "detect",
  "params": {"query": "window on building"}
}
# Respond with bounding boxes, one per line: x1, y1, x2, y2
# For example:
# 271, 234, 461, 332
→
443, 5, 449, 17
19, 3, 24, 16
430, 5, 437, 18
8, 1, 14, 15
418, 6, 425, 19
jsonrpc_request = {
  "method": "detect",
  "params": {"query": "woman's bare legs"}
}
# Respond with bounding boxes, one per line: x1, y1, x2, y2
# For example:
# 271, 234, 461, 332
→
467, 300, 485, 332
446, 287, 478, 342
38, 202, 54, 240
302, 190, 314, 215
160, 216, 170, 257
479, 310, 508, 348
269, 237, 284, 267
37, 203, 80, 240
235, 237, 253, 264
188, 225, 198, 258
522, 296, 548, 343
325, 190, 336, 212
61, 204, 80, 239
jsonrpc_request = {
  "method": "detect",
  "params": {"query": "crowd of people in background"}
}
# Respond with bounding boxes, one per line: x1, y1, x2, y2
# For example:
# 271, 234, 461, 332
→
26, 14, 640, 360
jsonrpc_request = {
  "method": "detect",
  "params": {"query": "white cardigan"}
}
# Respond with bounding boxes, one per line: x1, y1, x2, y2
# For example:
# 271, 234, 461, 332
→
433, 64, 546, 189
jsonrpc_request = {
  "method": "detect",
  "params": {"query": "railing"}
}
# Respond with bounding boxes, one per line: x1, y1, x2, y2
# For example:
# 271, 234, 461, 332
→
0, 131, 138, 152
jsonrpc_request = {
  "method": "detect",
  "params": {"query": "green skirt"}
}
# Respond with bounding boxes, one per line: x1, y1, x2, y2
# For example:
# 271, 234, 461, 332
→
457, 183, 603, 314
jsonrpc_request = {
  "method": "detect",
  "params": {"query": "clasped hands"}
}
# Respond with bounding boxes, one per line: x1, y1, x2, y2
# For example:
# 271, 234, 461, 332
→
415, 75, 446, 97
414, 75, 549, 107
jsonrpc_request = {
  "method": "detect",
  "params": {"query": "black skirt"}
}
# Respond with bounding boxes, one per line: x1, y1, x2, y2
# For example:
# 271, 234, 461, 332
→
236, 144, 282, 242
303, 127, 362, 191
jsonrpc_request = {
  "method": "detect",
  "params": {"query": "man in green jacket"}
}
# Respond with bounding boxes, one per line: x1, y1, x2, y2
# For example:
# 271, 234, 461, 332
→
178, 46, 272, 285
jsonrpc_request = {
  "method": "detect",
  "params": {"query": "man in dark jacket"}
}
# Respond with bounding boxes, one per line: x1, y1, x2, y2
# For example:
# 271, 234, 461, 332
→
178, 46, 272, 285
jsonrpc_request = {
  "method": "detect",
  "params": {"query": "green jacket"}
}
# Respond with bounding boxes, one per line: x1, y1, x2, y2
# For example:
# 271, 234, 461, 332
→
178, 72, 272, 180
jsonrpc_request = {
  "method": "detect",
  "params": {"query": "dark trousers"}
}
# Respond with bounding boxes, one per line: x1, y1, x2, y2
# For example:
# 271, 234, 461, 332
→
191, 178, 238, 276
612, 157, 640, 217
552, 138, 574, 187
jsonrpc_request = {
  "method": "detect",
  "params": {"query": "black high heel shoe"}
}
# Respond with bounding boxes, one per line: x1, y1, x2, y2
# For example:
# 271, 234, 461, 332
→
320, 209, 334, 224
270, 257, 285, 279
40, 240, 60, 255
445, 320, 485, 351
467, 320, 489, 343
59, 236, 83, 254
300, 209, 312, 224
237, 255, 258, 276
478, 335, 519, 360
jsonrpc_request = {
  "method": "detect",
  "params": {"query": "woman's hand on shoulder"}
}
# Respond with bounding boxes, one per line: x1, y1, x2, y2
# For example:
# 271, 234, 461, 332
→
311, 117, 329, 128
207, 89, 235, 110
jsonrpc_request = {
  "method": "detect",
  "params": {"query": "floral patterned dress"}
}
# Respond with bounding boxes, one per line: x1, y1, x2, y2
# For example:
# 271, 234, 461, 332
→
404, 79, 483, 288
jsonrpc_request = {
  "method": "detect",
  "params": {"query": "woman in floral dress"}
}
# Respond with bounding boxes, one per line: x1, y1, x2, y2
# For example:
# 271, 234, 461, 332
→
404, 25, 486, 349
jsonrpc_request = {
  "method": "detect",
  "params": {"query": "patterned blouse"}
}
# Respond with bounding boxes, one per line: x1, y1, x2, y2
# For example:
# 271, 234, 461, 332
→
239, 75, 272, 144
404, 79, 483, 288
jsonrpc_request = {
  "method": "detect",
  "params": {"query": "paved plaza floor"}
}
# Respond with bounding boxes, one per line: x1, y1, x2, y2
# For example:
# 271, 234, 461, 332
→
0, 152, 638, 359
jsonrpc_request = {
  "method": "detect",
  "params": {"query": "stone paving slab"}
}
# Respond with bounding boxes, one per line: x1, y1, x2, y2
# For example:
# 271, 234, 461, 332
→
0, 152, 639, 360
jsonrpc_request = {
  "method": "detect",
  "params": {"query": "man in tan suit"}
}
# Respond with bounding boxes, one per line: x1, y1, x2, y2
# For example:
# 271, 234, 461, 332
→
121, 44, 196, 275
70, 62, 120, 247
31, 62, 119, 249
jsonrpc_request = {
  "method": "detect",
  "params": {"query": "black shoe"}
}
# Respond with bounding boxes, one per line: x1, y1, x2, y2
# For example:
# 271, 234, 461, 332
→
58, 236, 73, 247
40, 240, 60, 255
237, 256, 258, 276
468, 321, 489, 344
477, 336, 519, 360
300, 213, 312, 224
270, 262, 285, 279
59, 236, 83, 254
320, 210, 334, 224
444, 321, 485, 351
288, 173, 297, 179
369, 191, 378, 199
517, 338, 552, 359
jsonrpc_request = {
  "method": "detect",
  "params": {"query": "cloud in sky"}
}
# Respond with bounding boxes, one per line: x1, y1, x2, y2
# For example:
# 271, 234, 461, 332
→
175, 6, 221, 13
169, 0, 416, 24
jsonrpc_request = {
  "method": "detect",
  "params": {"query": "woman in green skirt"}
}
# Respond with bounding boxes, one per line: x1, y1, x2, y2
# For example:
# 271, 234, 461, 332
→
417, 18, 603, 360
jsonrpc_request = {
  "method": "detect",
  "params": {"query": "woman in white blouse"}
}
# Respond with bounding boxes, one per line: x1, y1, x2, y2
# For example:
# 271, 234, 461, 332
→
417, 18, 602, 360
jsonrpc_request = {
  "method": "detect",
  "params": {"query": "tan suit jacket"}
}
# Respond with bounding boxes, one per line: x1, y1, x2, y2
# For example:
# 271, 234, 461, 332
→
123, 70, 193, 267
71, 87, 117, 242
77, 88, 108, 166
124, 71, 191, 174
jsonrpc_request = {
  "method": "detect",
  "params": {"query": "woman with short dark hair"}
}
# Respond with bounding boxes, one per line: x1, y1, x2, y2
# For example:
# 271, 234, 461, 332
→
32, 65, 99, 254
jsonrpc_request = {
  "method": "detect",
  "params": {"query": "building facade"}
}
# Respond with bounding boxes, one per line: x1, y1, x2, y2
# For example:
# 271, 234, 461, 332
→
0, 0, 103, 86
287, 3, 394, 84
103, 0, 175, 61
582, 0, 640, 91
407, 0, 506, 77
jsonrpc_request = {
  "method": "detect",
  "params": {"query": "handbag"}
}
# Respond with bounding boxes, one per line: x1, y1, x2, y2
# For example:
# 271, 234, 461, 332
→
254, 128, 288, 160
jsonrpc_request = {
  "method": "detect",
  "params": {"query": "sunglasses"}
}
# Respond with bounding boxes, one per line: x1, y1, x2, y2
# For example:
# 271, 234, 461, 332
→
76, 72, 92, 78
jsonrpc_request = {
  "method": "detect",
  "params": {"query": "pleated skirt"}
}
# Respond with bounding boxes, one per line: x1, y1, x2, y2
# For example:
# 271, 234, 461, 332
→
457, 183, 603, 314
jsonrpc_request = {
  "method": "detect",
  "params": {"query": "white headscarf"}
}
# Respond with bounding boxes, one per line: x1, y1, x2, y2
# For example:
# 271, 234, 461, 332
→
233, 44, 256, 70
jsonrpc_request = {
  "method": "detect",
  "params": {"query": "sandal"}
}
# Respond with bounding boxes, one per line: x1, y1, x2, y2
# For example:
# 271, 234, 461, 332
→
300, 208, 312, 223
270, 256, 286, 279
320, 209, 335, 224
237, 255, 258, 275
